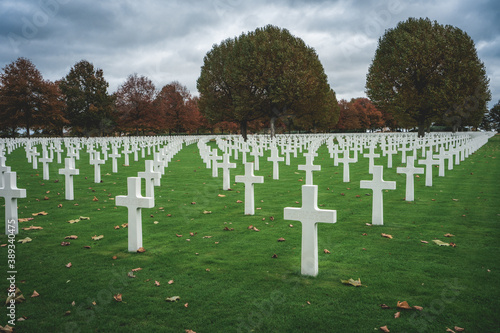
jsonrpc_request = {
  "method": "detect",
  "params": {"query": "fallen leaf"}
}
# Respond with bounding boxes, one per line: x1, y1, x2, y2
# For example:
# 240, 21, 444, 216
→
114, 294, 122, 302
65, 235, 78, 239
217, 194, 225, 197
365, 223, 372, 226
289, 224, 293, 228
67, 219, 80, 224
168, 280, 174, 285
18, 237, 32, 244
91, 235, 104, 241
114, 225, 120, 229
137, 247, 146, 253
341, 278, 364, 287
66, 262, 72, 268
176, 234, 183, 237
32, 211, 48, 216
380, 304, 391, 309
413, 306, 423, 311
83, 245, 91, 249
22, 225, 43, 230
202, 236, 212, 238
203, 210, 212, 214
166, 296, 180, 302
444, 233, 455, 237
121, 223, 128, 228
433, 239, 450, 246
64, 310, 71, 316
452, 199, 459, 201
277, 237, 285, 242
154, 221, 159, 224
18, 217, 34, 223
380, 326, 390, 332
381, 233, 393, 239
191, 202, 196, 205
31, 290, 39, 298
189, 232, 195, 236
323, 249, 331, 254
236, 200, 243, 203
131, 268, 142, 272
454, 327, 465, 332
185, 330, 196, 333
252, 227, 260, 232
184, 303, 189, 308
127, 271, 136, 278
206, 268, 210, 271
223, 227, 234, 231
270, 216, 274, 221
394, 312, 400, 319
93, 196, 98, 201
43, 196, 49, 200
58, 203, 63, 208
5, 288, 25, 305
420, 240, 429, 244
271, 254, 278, 258
449, 242, 457, 247
0, 325, 14, 333
397, 301, 412, 309
446, 329, 455, 333
154, 280, 160, 286
362, 233, 367, 236
61, 241, 71, 246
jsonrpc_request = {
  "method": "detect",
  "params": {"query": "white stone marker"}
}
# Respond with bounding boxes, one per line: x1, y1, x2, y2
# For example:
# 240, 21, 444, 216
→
250, 145, 263, 171
39, 151, 53, 180
1, 171, 27, 235
90, 152, 105, 183
109, 147, 121, 173
0, 156, 11, 188
418, 149, 439, 187
284, 185, 337, 276
337, 149, 357, 183
298, 153, 320, 185
211, 149, 222, 177
360, 165, 396, 225
31, 147, 40, 170
59, 158, 79, 200
218, 154, 237, 190
363, 145, 380, 174
138, 160, 161, 198
235, 162, 264, 215
267, 146, 284, 180
396, 156, 424, 201
115, 177, 155, 252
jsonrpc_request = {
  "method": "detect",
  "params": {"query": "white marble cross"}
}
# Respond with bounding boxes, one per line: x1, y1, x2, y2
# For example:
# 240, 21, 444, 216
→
217, 154, 237, 190
115, 177, 155, 252
138, 160, 161, 198
267, 146, 284, 180
360, 165, 396, 225
109, 147, 121, 173
337, 149, 357, 182
1, 171, 27, 235
211, 149, 223, 177
58, 157, 79, 200
397, 156, 424, 201
363, 145, 380, 174
284, 185, 337, 276
235, 162, 264, 215
89, 152, 105, 183
298, 153, 320, 185
418, 148, 439, 186
250, 145, 263, 171
30, 147, 40, 170
0, 156, 11, 188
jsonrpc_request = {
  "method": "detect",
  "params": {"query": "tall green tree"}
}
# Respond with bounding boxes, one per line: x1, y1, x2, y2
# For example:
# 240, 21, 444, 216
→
197, 25, 338, 140
59, 60, 115, 136
480, 100, 500, 131
0, 57, 66, 137
366, 17, 491, 136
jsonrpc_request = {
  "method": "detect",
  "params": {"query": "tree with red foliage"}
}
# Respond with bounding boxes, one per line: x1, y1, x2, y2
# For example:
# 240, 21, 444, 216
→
351, 98, 385, 131
115, 74, 156, 135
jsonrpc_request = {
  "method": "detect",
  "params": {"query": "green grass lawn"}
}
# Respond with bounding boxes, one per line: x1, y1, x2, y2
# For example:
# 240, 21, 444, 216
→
1, 134, 499, 333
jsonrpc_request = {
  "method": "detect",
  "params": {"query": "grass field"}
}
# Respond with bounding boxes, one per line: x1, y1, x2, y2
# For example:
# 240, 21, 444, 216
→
1, 134, 499, 333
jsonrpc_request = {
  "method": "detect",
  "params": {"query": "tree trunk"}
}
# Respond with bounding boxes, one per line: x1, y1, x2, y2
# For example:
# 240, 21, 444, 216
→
240, 121, 248, 141
270, 116, 276, 138
417, 119, 426, 137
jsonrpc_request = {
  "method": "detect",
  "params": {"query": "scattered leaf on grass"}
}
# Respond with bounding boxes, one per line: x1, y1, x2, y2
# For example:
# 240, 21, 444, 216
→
413, 306, 423, 311
454, 327, 465, 332
127, 271, 136, 278
185, 330, 196, 333
79, 216, 90, 220
22, 226, 43, 230
32, 211, 48, 216
31, 290, 39, 298
18, 217, 34, 223
236, 200, 243, 203
202, 236, 212, 239
176, 234, 183, 237
91, 235, 104, 241
18, 237, 32, 244
324, 249, 331, 254
223, 227, 234, 231
271, 254, 278, 258
121, 223, 128, 228
381, 233, 393, 239
217, 194, 225, 197
154, 281, 160, 286
5, 287, 25, 305
203, 210, 212, 214
137, 247, 146, 253
444, 233, 455, 237
0, 325, 14, 332
168, 280, 174, 285
83, 246, 91, 249
67, 219, 79, 224
65, 235, 78, 239
131, 268, 142, 272
380, 304, 391, 309
396, 301, 412, 309
341, 278, 364, 287
93, 196, 98, 201
61, 242, 71, 246
184, 303, 189, 308
66, 263, 72, 268
277, 237, 285, 242
394, 312, 400, 319
420, 240, 429, 244
114, 225, 120, 229
433, 240, 450, 246
113, 294, 122, 302
166, 296, 180, 302
380, 326, 390, 332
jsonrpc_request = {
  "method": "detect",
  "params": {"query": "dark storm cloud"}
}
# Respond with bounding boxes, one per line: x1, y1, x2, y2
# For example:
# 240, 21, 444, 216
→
0, 0, 498, 107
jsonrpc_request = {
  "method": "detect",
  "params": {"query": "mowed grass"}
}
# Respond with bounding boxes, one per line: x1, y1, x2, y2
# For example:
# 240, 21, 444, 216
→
1, 134, 499, 333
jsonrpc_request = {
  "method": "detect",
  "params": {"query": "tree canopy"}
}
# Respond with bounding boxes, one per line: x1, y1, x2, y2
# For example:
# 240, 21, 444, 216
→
197, 25, 339, 140
366, 17, 491, 136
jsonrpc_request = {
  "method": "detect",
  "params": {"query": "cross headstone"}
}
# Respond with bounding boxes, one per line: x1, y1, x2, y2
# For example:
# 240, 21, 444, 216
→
217, 154, 237, 190
115, 177, 155, 252
418, 149, 439, 187
58, 158, 79, 200
337, 149, 357, 182
211, 149, 222, 177
284, 185, 337, 276
360, 165, 396, 225
89, 152, 105, 183
298, 153, 320, 185
0, 156, 11, 188
138, 160, 161, 198
267, 146, 284, 180
235, 162, 264, 215
109, 147, 121, 173
363, 145, 380, 174
250, 145, 263, 171
396, 156, 424, 201
0, 171, 27, 235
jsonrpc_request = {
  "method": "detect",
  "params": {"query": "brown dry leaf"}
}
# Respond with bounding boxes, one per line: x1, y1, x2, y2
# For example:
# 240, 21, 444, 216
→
413, 306, 423, 311
420, 240, 429, 244
380, 326, 390, 332
341, 278, 364, 287
191, 202, 196, 205
18, 237, 32, 244
433, 239, 450, 246
380, 304, 391, 309
66, 262, 72, 268
0, 325, 14, 333
61, 241, 71, 246
32, 211, 48, 216
176, 234, 183, 237
454, 327, 465, 332
154, 280, 160, 287
65, 235, 78, 239
236, 200, 243, 203
324, 249, 331, 254
449, 243, 457, 247
289, 224, 293, 228
131, 268, 142, 272
166, 296, 180, 302
202, 235, 212, 238
43, 196, 49, 200
444, 233, 455, 237
121, 223, 128, 228
58, 203, 63, 208
277, 237, 286, 242
31, 290, 39, 298
271, 254, 278, 258
381, 233, 393, 239
189, 232, 195, 236
18, 217, 34, 223
93, 196, 98, 201
396, 301, 412, 309
206, 268, 210, 271
79, 216, 90, 220
394, 312, 400, 319
137, 247, 146, 253
112, 256, 117, 260
168, 280, 174, 285
247, 225, 254, 229
22, 225, 43, 230
446, 329, 455, 333
203, 210, 212, 214
64, 310, 71, 316
113, 294, 122, 302
91, 235, 104, 241
5, 287, 25, 305
67, 219, 80, 224
252, 227, 260, 232
83, 245, 91, 249
114, 225, 120, 229
365, 223, 372, 226
223, 227, 234, 231
184, 303, 189, 308
185, 330, 196, 333
217, 194, 225, 197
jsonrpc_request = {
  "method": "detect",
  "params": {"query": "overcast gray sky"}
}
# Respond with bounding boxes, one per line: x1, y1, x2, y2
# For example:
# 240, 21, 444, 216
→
1, 0, 498, 108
